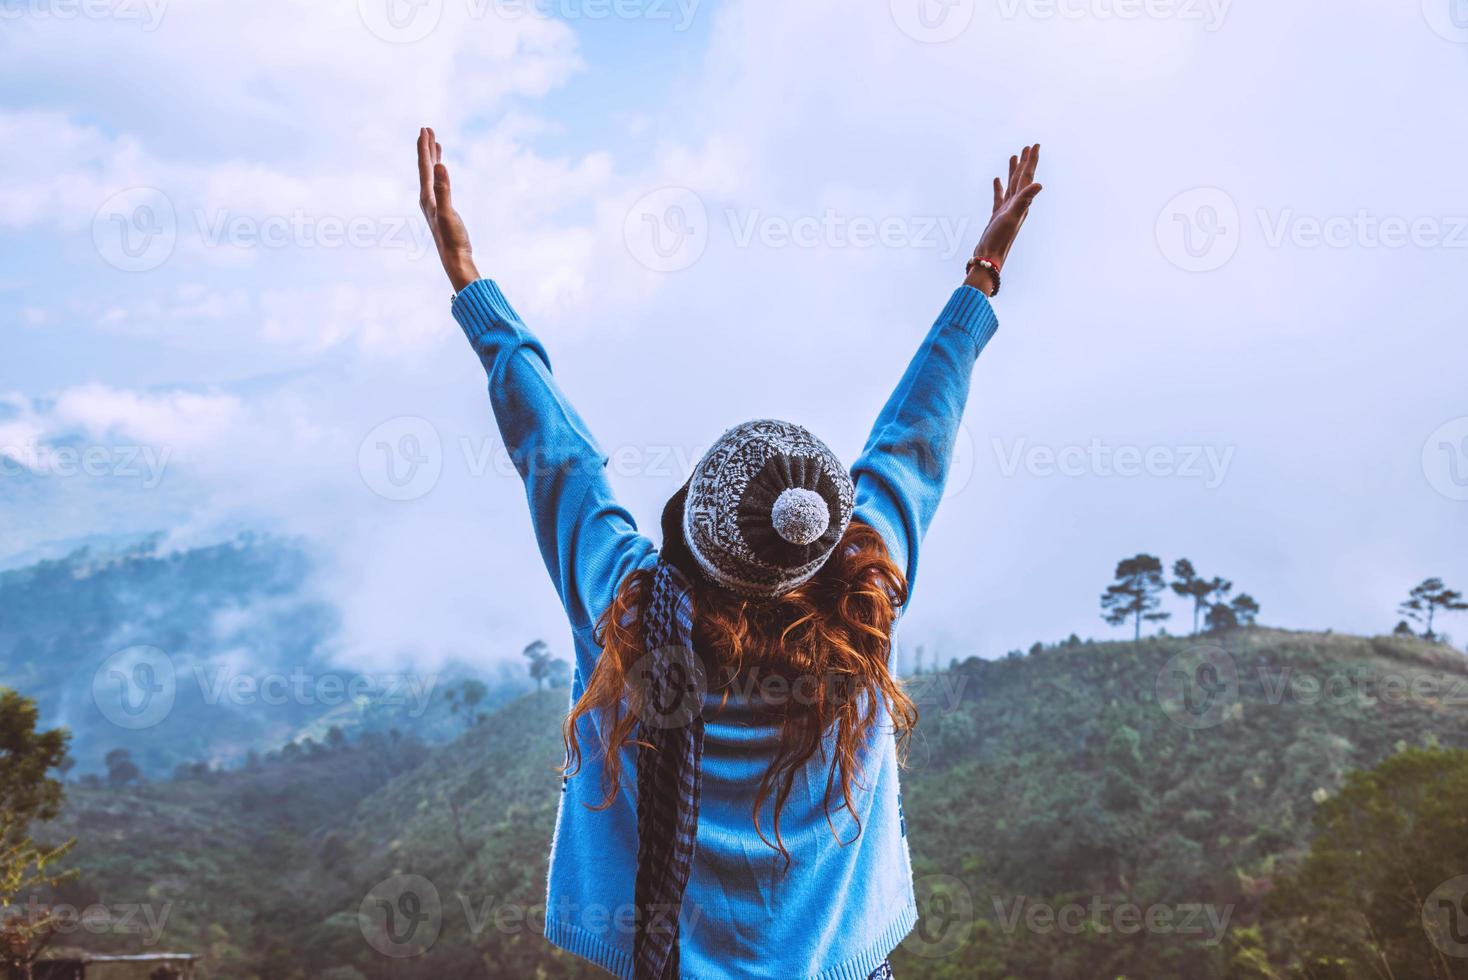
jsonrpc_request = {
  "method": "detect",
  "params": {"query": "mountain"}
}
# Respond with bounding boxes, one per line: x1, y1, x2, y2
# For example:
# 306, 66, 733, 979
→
0, 536, 532, 778
35, 627, 1468, 979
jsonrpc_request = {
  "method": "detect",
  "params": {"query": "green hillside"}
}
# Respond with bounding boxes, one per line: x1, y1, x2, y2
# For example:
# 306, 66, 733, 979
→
37, 628, 1468, 979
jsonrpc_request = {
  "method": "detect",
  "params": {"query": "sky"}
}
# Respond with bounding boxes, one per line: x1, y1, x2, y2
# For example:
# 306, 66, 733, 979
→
1, 0, 1466, 671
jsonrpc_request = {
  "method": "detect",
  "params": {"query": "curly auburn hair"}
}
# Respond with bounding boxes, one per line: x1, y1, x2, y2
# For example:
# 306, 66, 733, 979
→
561, 518, 916, 866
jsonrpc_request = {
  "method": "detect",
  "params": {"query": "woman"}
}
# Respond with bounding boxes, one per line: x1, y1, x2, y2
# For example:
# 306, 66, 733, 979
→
416, 129, 1042, 980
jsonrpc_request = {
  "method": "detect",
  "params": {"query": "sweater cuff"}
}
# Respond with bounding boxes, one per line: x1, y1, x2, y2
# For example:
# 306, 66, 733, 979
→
936, 285, 999, 355
451, 278, 521, 345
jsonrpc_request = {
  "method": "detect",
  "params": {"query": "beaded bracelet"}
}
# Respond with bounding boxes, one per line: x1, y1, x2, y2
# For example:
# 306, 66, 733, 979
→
965, 255, 1002, 296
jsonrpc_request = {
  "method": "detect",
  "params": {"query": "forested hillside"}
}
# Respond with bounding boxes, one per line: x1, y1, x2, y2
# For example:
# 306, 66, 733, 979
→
35, 627, 1468, 979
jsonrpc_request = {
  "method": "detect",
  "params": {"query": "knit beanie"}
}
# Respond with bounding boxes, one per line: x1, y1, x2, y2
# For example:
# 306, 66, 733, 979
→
661, 419, 855, 598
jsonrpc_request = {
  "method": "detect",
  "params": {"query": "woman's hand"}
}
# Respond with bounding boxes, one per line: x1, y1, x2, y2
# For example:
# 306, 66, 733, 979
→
417, 127, 480, 293
966, 143, 1043, 296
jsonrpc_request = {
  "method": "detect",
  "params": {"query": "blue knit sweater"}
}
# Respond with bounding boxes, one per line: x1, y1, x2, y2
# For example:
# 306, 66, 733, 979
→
453, 281, 999, 980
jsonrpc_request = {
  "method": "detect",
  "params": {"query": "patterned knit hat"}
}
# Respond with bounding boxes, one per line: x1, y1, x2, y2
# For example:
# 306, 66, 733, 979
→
663, 419, 855, 598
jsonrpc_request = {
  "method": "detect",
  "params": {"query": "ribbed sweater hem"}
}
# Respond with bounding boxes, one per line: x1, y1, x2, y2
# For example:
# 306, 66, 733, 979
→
543, 901, 917, 980
544, 916, 635, 979
935, 285, 999, 354
813, 900, 918, 980
451, 278, 520, 340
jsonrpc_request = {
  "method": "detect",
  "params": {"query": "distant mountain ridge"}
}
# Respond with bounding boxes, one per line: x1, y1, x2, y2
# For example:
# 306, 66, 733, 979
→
0, 535, 530, 777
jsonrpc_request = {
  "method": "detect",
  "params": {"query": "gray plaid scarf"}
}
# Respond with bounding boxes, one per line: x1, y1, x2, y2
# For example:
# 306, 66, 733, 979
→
632, 560, 704, 980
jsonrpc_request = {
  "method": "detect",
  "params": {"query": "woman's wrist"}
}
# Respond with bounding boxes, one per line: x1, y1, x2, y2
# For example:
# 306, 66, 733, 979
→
446, 255, 480, 294
963, 267, 997, 297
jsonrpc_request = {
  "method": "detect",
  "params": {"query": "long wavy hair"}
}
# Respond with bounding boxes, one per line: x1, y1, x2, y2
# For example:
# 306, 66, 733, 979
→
562, 518, 916, 865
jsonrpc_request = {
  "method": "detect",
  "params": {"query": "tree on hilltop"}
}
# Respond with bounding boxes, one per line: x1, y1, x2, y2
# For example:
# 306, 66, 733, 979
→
1100, 554, 1172, 641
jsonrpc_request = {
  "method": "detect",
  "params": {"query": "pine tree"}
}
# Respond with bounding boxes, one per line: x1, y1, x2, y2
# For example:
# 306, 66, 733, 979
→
1170, 558, 1233, 635
1398, 578, 1467, 641
1100, 554, 1172, 640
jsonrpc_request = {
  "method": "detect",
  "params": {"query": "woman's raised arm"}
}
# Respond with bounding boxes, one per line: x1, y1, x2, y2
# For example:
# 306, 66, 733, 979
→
850, 144, 1043, 599
417, 129, 654, 639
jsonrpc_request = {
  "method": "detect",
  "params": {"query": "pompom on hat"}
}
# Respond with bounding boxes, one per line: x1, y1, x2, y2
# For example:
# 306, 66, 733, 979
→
660, 419, 855, 598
